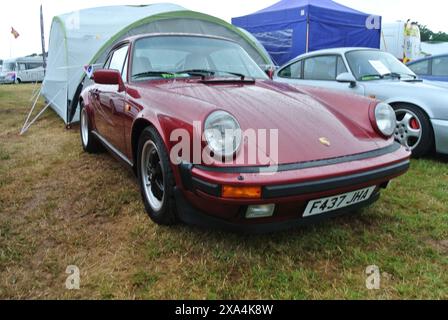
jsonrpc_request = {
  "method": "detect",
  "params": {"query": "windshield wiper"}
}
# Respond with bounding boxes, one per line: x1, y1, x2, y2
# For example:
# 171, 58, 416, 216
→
133, 71, 177, 79
381, 72, 402, 79
177, 69, 249, 81
175, 69, 215, 80
216, 70, 248, 80
133, 69, 253, 82
360, 74, 383, 80
400, 73, 418, 80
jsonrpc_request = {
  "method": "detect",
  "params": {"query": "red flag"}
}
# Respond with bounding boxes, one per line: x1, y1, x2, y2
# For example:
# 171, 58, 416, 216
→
11, 27, 20, 39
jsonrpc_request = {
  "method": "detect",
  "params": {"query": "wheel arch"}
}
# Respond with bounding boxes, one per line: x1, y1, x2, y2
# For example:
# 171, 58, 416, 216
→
388, 101, 436, 154
388, 101, 433, 128
131, 118, 163, 172
79, 96, 95, 130
385, 98, 434, 119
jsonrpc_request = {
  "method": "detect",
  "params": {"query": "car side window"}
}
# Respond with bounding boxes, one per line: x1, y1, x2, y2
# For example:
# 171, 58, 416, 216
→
304, 56, 337, 81
108, 45, 129, 82
336, 57, 348, 76
278, 60, 302, 79
408, 60, 430, 75
432, 57, 448, 76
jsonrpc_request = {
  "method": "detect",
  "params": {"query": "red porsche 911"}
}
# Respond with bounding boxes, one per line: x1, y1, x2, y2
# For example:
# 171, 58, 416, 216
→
79, 33, 411, 233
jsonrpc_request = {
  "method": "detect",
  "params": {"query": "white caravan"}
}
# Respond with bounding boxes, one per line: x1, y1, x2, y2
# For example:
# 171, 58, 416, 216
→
0, 56, 45, 84
381, 20, 422, 63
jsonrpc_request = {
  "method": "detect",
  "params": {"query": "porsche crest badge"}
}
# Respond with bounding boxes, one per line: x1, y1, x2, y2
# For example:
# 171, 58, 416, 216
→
319, 137, 331, 147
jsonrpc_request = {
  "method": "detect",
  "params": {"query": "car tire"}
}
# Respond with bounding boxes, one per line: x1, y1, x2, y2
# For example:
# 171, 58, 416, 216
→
14, 78, 21, 84
80, 102, 101, 153
392, 104, 434, 157
137, 126, 178, 226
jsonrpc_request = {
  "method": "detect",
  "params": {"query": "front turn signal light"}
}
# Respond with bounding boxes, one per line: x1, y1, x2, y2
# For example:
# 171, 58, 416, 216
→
222, 186, 262, 199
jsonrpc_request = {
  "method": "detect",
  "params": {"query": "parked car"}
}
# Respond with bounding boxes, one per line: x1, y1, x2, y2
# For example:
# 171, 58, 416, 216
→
275, 48, 448, 157
407, 54, 448, 89
79, 34, 410, 233
0, 56, 45, 84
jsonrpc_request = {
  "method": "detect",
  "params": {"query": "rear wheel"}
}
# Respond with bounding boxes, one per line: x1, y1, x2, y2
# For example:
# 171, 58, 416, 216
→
80, 103, 101, 153
137, 127, 178, 225
393, 104, 434, 157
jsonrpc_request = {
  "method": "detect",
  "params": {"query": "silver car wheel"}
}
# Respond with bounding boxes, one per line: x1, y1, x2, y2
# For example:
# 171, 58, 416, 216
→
81, 108, 89, 147
394, 109, 422, 150
141, 140, 165, 212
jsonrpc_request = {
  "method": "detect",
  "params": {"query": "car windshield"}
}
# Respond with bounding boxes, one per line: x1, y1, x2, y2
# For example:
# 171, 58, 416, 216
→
345, 50, 416, 81
2, 62, 16, 72
131, 35, 268, 81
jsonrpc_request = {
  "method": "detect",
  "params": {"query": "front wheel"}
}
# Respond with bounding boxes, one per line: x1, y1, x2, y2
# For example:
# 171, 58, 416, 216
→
393, 104, 434, 157
80, 103, 101, 153
137, 127, 178, 225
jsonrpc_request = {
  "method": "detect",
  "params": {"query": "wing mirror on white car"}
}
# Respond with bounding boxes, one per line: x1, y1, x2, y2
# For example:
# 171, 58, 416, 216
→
336, 72, 357, 88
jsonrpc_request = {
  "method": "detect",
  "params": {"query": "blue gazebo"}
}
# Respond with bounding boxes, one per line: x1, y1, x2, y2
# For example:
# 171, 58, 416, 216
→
232, 0, 381, 66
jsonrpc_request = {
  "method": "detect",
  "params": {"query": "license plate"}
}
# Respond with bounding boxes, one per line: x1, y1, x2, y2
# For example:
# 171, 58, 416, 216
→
303, 186, 376, 218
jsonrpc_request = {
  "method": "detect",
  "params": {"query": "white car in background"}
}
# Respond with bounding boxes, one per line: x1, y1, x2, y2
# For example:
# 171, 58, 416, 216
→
274, 48, 448, 157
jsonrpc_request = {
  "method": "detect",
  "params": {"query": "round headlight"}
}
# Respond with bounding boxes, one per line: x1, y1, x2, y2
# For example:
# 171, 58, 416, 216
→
204, 111, 242, 157
375, 103, 396, 137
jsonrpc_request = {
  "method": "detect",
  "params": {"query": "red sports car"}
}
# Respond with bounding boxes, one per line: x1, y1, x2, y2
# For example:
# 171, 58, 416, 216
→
79, 33, 411, 233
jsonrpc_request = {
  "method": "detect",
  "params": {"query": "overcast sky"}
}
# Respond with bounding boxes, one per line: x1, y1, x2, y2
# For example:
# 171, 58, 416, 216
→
0, 0, 446, 60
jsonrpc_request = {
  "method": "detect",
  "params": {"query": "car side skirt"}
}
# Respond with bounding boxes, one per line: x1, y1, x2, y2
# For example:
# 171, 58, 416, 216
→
92, 131, 134, 167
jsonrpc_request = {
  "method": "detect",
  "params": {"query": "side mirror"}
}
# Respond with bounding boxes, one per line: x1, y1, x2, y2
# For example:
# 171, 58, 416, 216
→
93, 69, 125, 92
336, 72, 357, 88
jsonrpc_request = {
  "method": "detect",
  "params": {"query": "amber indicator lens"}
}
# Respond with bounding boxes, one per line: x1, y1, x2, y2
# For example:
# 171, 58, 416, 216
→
222, 186, 262, 199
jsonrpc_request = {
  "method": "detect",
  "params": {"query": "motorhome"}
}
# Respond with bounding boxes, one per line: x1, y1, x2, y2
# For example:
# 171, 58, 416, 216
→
381, 20, 422, 63
0, 56, 45, 84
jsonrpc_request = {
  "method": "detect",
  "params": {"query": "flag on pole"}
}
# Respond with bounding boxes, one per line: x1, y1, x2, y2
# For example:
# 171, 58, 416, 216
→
11, 27, 20, 39
84, 65, 94, 78
40, 5, 47, 70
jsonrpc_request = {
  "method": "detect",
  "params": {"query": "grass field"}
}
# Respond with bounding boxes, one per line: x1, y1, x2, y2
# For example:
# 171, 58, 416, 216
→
0, 83, 447, 299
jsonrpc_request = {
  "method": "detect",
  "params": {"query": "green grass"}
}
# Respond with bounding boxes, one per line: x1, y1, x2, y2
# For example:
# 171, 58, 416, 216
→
0, 84, 447, 299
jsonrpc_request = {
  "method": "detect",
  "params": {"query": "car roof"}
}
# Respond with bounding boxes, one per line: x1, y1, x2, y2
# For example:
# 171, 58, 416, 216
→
279, 47, 381, 68
407, 53, 448, 65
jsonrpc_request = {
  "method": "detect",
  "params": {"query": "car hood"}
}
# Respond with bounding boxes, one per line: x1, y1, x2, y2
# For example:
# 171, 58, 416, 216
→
365, 78, 448, 97
422, 80, 448, 90
135, 80, 389, 165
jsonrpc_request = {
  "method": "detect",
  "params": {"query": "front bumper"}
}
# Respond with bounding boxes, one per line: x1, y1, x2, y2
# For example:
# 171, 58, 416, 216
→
175, 142, 410, 233
431, 119, 448, 155
0, 77, 14, 84
175, 187, 380, 234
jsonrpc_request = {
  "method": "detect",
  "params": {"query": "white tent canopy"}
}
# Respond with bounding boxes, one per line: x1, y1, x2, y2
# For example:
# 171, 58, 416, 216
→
41, 3, 274, 125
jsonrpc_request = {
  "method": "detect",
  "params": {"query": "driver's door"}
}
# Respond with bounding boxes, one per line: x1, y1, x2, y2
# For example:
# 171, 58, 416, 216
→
95, 45, 129, 154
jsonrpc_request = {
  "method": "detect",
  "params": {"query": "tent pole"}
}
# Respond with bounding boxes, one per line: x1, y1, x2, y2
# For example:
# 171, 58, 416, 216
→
21, 69, 81, 134
306, 15, 310, 53
20, 88, 43, 135
20, 88, 64, 135
40, 5, 47, 73
30, 81, 40, 101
